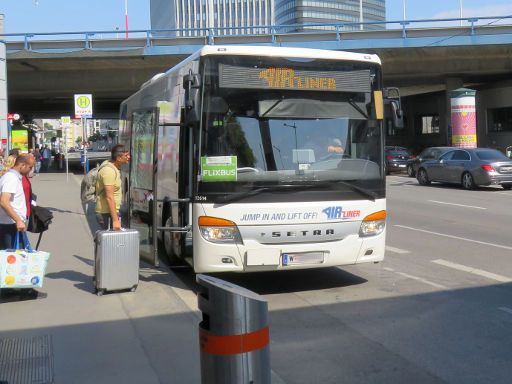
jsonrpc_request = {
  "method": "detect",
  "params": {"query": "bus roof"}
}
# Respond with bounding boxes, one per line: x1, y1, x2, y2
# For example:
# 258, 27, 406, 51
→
196, 45, 381, 65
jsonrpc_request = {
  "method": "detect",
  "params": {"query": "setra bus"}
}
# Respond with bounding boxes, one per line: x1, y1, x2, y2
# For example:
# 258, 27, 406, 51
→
119, 45, 403, 272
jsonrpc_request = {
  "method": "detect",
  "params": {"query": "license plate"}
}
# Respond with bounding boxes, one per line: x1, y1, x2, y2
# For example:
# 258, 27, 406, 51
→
282, 252, 325, 266
500, 166, 512, 173
399, 164, 406, 167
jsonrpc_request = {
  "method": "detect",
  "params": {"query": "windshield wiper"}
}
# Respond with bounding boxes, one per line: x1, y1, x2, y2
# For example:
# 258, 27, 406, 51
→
334, 180, 377, 201
260, 97, 284, 118
215, 183, 317, 205
216, 187, 272, 205
348, 99, 368, 119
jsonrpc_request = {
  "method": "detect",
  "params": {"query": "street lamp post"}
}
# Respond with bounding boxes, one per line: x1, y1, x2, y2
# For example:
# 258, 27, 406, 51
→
359, 0, 363, 31
459, 0, 463, 26
125, 0, 129, 39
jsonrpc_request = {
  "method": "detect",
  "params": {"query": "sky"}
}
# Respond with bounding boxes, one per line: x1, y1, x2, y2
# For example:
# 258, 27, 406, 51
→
1, 0, 512, 35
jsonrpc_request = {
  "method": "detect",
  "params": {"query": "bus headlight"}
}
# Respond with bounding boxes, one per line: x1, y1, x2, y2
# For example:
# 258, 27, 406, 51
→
198, 216, 242, 244
359, 210, 386, 237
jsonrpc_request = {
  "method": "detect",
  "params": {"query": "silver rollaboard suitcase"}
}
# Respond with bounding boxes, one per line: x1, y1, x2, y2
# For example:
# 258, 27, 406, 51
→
94, 229, 139, 296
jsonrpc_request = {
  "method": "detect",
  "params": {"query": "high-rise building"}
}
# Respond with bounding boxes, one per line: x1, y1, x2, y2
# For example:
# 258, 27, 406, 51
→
150, 0, 275, 37
275, 0, 386, 31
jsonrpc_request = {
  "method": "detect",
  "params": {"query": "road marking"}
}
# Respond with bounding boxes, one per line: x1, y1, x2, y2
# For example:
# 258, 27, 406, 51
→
498, 307, 512, 316
385, 246, 410, 254
395, 225, 512, 251
432, 259, 512, 283
384, 267, 448, 289
428, 200, 487, 210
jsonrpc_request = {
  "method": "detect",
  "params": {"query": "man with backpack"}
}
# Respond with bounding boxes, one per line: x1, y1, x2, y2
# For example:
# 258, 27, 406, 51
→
94, 144, 130, 231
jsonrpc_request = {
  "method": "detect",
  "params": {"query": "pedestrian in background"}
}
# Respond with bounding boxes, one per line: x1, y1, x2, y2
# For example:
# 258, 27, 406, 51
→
33, 147, 42, 175
41, 145, 51, 172
95, 144, 130, 231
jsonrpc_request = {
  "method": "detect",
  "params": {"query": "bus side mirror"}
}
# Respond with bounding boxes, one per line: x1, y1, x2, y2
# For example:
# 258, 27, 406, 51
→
384, 87, 404, 130
389, 100, 404, 129
183, 72, 201, 124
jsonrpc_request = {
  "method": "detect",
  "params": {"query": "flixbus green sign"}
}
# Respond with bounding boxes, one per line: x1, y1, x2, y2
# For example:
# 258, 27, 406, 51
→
200, 156, 237, 182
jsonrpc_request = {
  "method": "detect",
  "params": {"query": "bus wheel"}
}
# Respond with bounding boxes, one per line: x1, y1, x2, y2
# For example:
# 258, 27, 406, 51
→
161, 216, 183, 267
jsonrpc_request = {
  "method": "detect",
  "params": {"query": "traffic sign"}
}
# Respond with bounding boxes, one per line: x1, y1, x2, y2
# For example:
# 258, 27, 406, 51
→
61, 116, 71, 126
74, 94, 93, 118
7, 113, 20, 121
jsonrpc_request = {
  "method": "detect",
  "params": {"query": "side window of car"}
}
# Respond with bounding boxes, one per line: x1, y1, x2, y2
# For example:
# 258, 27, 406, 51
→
440, 151, 454, 161
452, 150, 470, 161
429, 149, 440, 159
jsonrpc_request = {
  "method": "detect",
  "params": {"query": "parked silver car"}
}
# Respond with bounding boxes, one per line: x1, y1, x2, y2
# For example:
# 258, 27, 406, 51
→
416, 148, 512, 190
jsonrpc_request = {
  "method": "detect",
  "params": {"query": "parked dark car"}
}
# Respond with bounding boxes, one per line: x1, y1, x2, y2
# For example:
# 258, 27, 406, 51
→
385, 146, 415, 174
406, 146, 452, 177
416, 147, 512, 190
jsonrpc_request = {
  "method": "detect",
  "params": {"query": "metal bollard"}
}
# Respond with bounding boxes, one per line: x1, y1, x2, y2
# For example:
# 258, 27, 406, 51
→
197, 274, 271, 384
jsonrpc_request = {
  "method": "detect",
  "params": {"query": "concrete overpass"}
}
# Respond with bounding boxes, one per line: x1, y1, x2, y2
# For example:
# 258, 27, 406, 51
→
3, 17, 512, 118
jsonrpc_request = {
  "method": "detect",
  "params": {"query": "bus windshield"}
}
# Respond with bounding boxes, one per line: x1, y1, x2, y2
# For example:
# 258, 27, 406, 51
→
197, 55, 384, 203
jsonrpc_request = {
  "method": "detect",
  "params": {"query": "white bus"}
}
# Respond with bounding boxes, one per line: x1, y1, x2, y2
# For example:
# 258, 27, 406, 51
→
119, 45, 402, 272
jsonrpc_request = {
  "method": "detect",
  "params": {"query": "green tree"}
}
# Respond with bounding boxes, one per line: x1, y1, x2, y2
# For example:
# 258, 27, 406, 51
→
88, 132, 102, 142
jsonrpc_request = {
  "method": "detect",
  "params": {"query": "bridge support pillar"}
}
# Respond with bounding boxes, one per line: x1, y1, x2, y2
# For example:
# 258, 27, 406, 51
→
445, 77, 464, 145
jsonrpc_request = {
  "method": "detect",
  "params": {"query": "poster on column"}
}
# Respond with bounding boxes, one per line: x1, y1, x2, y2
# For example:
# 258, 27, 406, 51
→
450, 89, 477, 148
11, 129, 29, 152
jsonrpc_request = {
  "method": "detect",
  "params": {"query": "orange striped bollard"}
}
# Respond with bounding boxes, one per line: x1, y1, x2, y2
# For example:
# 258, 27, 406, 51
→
197, 274, 271, 384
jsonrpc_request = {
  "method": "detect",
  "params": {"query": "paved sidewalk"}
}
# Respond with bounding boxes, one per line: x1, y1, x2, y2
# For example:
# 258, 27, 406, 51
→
0, 172, 201, 384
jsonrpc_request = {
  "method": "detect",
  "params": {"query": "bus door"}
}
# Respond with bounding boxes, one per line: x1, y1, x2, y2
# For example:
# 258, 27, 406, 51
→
129, 109, 158, 265
152, 110, 194, 266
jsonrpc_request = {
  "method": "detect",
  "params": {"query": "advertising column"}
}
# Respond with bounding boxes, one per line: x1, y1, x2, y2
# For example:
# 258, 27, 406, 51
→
449, 88, 477, 148
0, 15, 8, 150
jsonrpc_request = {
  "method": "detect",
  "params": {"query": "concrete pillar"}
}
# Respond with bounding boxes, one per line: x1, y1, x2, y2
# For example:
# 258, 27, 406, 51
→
0, 14, 8, 151
449, 88, 477, 148
445, 77, 464, 145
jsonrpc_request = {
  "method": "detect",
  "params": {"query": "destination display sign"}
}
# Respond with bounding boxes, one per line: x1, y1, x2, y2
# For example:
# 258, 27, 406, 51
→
219, 64, 371, 93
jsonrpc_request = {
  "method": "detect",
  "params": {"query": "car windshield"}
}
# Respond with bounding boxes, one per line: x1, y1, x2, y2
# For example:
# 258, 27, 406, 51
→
387, 149, 410, 156
197, 55, 385, 203
475, 149, 509, 161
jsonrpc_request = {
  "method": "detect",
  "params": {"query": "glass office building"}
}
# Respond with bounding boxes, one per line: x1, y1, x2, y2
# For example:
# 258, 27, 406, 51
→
150, 0, 275, 36
275, 0, 386, 31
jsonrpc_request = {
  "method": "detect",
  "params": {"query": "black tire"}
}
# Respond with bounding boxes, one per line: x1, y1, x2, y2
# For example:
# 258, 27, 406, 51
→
461, 172, 475, 190
160, 216, 185, 267
502, 184, 512, 190
417, 168, 431, 185
407, 164, 415, 177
